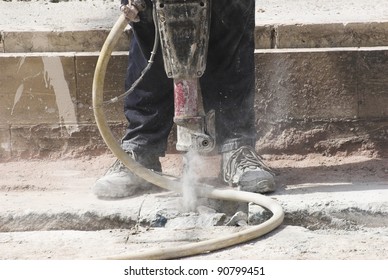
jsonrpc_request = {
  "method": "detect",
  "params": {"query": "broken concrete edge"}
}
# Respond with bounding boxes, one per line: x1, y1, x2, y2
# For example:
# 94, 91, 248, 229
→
2, 187, 387, 232
0, 192, 251, 232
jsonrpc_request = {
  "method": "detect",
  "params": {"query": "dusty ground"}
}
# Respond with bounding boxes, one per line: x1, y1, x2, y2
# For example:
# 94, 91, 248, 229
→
1, 152, 388, 260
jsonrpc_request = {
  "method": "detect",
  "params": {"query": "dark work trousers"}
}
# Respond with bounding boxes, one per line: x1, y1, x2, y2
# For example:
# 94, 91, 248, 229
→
122, 0, 256, 157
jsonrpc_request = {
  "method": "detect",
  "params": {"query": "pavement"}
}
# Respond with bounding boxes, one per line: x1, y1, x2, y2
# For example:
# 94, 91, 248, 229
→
1, 153, 388, 260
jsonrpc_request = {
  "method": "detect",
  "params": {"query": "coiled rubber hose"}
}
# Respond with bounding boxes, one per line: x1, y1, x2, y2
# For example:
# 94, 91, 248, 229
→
92, 14, 284, 260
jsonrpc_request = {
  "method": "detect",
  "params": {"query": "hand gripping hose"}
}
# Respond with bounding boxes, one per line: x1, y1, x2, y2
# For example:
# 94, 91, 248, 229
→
92, 14, 284, 260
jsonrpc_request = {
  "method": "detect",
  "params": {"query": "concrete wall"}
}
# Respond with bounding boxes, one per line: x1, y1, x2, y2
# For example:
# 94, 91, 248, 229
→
0, 51, 129, 159
1, 22, 388, 160
254, 47, 388, 156
253, 22, 388, 157
0, 28, 131, 160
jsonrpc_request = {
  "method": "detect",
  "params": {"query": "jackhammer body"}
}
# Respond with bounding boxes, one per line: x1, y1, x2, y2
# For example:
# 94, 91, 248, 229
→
154, 0, 215, 153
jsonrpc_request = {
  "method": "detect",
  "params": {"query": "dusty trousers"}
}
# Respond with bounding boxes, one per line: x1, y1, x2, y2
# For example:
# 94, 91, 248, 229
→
122, 0, 256, 156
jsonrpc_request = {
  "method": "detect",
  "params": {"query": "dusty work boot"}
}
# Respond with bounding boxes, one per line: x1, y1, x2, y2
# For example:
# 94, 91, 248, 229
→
92, 150, 162, 199
222, 146, 275, 193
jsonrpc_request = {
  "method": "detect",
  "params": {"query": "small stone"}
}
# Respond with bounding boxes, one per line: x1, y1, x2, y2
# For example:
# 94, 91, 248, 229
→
150, 214, 167, 228
196, 205, 217, 215
225, 211, 248, 226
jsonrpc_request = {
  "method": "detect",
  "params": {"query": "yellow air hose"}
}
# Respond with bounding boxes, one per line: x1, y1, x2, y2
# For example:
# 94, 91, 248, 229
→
92, 14, 284, 260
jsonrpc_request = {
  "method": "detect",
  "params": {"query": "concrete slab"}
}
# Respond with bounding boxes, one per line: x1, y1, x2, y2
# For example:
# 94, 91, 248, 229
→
0, 51, 128, 125
0, 53, 77, 126
255, 46, 388, 120
275, 22, 388, 49
2, 30, 130, 53
255, 48, 359, 120
75, 52, 128, 123
358, 50, 388, 118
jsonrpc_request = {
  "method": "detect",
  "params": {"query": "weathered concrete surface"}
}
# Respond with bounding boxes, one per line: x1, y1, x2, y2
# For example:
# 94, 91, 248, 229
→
0, 52, 127, 124
75, 53, 128, 123
0, 0, 120, 32
255, 49, 359, 121
255, 47, 388, 120
8, 123, 126, 159
3, 47, 388, 159
1, 30, 131, 53
0, 154, 387, 259
274, 22, 388, 49
1, 0, 388, 159
0, 52, 129, 159
0, 54, 77, 126
254, 47, 388, 156
255, 22, 388, 49
0, 125, 11, 160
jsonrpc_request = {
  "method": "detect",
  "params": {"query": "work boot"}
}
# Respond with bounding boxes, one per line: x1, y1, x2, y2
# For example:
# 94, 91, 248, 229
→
222, 145, 275, 193
92, 150, 162, 199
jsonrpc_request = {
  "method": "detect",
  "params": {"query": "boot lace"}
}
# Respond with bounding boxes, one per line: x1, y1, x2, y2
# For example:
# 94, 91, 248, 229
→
105, 150, 137, 175
223, 146, 273, 183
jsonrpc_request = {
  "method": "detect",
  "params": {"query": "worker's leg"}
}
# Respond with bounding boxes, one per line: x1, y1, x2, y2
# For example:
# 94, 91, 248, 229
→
201, 0, 275, 193
122, 3, 174, 163
93, 2, 173, 199
201, 0, 256, 150
121, 34, 174, 166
